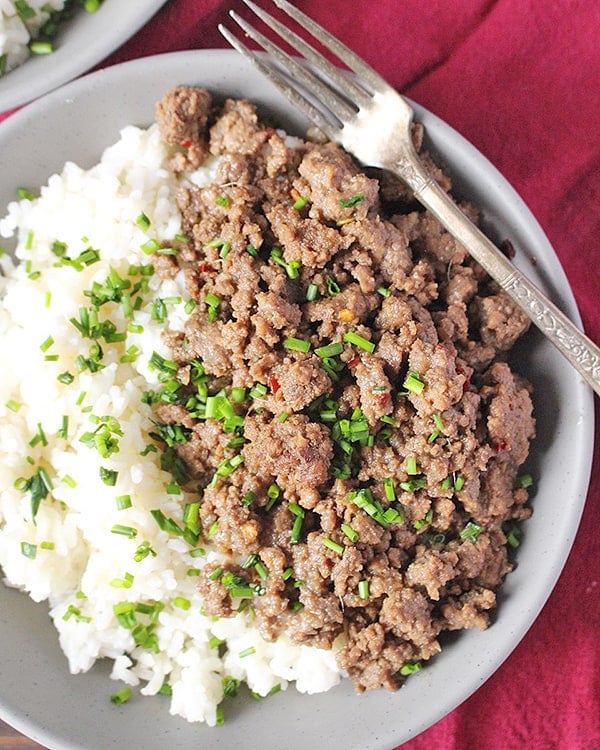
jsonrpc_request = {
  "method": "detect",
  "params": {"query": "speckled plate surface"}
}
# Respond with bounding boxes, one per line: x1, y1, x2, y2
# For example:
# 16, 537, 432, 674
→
0, 0, 168, 112
0, 50, 594, 750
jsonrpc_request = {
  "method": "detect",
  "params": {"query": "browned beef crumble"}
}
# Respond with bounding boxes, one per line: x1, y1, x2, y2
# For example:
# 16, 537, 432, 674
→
151, 86, 535, 693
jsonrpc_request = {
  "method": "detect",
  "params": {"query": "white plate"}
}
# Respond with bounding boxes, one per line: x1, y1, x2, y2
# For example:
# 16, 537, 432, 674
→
0, 0, 168, 112
0, 50, 594, 750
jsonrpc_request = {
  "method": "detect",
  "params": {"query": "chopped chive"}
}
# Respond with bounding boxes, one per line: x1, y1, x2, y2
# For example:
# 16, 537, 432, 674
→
231, 386, 246, 404
517, 473, 533, 489
136, 213, 151, 230
506, 524, 522, 548
326, 276, 341, 296
406, 456, 418, 475
358, 579, 370, 599
110, 687, 133, 705
400, 662, 423, 676
306, 283, 318, 301
383, 477, 396, 501
249, 382, 268, 399
413, 509, 433, 530
339, 193, 364, 207
110, 524, 137, 538
39, 336, 54, 353
343, 331, 375, 353
173, 597, 191, 610
115, 494, 132, 511
17, 187, 35, 200
322, 537, 344, 555
460, 520, 483, 542
454, 474, 465, 492
341, 523, 359, 543
403, 371, 425, 394
20, 542, 37, 559
284, 336, 311, 353
140, 238, 161, 255
133, 541, 157, 562
100, 466, 119, 487
270, 247, 301, 279
110, 572, 134, 589
315, 342, 343, 358
30, 41, 54, 55
6, 399, 22, 412
377, 285, 391, 298
293, 195, 308, 210
239, 646, 256, 658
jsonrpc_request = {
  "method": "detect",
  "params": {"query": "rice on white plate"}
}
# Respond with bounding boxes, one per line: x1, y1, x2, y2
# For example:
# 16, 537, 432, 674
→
0, 0, 65, 73
0, 0, 104, 75
0, 123, 341, 725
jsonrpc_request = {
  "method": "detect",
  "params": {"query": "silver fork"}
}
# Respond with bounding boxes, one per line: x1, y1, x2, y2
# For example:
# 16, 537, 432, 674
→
219, 0, 600, 397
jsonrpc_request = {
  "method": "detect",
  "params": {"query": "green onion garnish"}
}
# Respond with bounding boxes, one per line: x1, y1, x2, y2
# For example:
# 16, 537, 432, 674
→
136, 213, 151, 230
403, 371, 425, 394
110, 524, 137, 538
406, 456, 418, 475
115, 494, 132, 511
306, 283, 318, 301
339, 193, 364, 208
20, 542, 37, 559
284, 336, 311, 353
322, 537, 344, 555
460, 520, 483, 542
110, 687, 133, 705
343, 331, 375, 353
358, 579, 370, 599
341, 523, 359, 543
517, 473, 533, 489
315, 342, 343, 358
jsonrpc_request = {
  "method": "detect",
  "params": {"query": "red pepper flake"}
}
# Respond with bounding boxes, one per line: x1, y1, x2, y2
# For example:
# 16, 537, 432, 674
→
494, 439, 507, 453
198, 262, 211, 273
181, 139, 193, 149
374, 391, 390, 406
268, 374, 280, 394
347, 356, 360, 369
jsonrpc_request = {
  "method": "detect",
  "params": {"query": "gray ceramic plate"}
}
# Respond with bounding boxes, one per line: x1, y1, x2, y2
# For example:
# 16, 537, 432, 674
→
0, 0, 168, 112
0, 50, 594, 750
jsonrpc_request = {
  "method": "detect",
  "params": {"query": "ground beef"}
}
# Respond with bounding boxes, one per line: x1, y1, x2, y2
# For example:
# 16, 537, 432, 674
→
150, 86, 536, 694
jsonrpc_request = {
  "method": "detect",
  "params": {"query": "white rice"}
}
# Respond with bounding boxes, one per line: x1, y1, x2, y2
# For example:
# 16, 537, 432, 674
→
0, 123, 341, 725
0, 0, 66, 73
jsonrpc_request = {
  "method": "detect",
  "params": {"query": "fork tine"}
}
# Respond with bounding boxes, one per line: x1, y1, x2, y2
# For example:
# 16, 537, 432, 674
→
240, 0, 372, 108
272, 0, 393, 97
223, 7, 362, 121
218, 22, 341, 140
226, 8, 358, 125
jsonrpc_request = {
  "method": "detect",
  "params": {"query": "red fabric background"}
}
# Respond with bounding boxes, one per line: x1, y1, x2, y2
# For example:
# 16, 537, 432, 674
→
2, 1, 598, 748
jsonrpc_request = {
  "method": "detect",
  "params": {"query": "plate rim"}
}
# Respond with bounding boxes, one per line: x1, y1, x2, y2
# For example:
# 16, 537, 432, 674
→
0, 48, 595, 750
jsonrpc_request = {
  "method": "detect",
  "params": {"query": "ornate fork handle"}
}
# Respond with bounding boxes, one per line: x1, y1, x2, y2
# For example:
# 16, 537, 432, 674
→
398, 146, 600, 394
